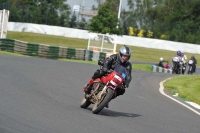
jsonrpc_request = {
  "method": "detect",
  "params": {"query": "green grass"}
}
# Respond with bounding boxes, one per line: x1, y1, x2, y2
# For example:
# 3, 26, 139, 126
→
131, 64, 152, 71
7, 31, 88, 49
0, 51, 26, 56
4, 31, 200, 105
164, 75, 200, 105
7, 31, 200, 66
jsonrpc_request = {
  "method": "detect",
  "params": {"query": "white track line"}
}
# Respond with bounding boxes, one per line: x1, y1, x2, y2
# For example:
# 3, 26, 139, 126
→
159, 78, 200, 116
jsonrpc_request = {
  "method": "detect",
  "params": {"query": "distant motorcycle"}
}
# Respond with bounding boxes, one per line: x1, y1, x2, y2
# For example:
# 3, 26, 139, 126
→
172, 56, 185, 74
163, 61, 172, 70
187, 59, 194, 74
182, 63, 187, 74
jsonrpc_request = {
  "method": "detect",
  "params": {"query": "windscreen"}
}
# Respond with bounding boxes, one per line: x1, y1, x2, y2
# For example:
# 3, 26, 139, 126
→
114, 64, 127, 79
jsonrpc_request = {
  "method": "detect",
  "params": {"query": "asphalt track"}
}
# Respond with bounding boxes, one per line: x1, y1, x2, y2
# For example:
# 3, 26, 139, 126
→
0, 55, 199, 133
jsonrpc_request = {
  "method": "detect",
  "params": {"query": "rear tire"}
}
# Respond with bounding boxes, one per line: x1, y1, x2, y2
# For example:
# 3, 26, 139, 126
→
80, 97, 91, 108
92, 88, 114, 114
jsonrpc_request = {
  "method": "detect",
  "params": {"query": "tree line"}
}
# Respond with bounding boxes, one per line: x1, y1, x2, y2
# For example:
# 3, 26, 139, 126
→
122, 0, 200, 44
1, 0, 200, 44
0, 0, 85, 28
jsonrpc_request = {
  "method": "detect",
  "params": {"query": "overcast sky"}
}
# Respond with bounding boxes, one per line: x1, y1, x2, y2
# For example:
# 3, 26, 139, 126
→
66, 0, 128, 10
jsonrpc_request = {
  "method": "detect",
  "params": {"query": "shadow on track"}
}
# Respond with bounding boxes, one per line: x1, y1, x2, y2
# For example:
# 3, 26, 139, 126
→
86, 107, 141, 118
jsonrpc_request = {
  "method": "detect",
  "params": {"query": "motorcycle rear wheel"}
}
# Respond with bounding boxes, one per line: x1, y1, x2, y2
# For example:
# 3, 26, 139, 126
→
80, 96, 91, 108
92, 88, 114, 114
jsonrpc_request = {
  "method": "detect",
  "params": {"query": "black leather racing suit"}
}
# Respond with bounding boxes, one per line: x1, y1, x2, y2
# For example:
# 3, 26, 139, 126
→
92, 54, 132, 96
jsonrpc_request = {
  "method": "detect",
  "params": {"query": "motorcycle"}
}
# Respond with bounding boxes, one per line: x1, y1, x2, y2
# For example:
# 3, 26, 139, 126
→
80, 60, 127, 114
187, 59, 194, 74
182, 62, 187, 74
163, 61, 172, 70
172, 56, 185, 74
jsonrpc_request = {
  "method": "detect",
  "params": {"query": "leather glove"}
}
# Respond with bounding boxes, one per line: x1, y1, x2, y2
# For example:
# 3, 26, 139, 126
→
121, 83, 127, 89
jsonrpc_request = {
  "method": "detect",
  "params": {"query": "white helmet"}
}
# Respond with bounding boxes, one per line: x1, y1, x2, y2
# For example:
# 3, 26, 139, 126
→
160, 57, 163, 61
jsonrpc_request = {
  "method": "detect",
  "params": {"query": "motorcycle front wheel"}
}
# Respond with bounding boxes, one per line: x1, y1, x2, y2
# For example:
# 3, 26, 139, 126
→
92, 88, 114, 114
80, 96, 91, 108
187, 66, 193, 74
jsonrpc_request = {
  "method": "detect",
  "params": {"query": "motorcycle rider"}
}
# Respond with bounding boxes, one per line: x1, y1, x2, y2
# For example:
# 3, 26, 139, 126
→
190, 55, 197, 73
181, 51, 187, 64
176, 50, 182, 56
175, 50, 186, 71
158, 57, 167, 68
181, 51, 187, 74
181, 51, 187, 61
82, 45, 132, 98
172, 50, 182, 67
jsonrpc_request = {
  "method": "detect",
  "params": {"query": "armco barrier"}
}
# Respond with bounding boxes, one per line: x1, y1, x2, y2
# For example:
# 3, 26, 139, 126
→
27, 43, 39, 56
84, 50, 106, 61
0, 38, 15, 52
14, 40, 28, 54
0, 38, 106, 61
152, 65, 172, 74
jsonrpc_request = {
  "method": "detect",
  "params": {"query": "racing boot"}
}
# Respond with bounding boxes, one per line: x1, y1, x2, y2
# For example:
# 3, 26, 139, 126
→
82, 78, 94, 94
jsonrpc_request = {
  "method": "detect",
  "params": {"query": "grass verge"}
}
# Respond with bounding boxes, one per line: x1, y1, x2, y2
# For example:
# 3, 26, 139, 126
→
163, 75, 200, 105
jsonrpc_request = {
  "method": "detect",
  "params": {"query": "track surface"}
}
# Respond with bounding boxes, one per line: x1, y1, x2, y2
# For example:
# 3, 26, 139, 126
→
0, 55, 199, 133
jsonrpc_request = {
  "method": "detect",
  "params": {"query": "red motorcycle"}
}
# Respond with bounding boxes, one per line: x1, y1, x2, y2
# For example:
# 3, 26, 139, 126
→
80, 60, 127, 114
163, 61, 172, 70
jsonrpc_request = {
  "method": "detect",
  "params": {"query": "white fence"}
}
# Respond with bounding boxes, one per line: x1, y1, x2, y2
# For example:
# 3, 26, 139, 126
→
7, 22, 200, 54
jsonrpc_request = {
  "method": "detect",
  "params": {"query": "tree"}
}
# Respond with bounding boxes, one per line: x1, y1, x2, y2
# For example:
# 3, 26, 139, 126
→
7, 0, 71, 27
145, 0, 200, 42
69, 12, 77, 28
78, 17, 87, 29
87, 2, 123, 35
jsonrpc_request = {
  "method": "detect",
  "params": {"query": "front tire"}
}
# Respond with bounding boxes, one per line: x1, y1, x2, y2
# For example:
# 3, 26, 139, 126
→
80, 96, 91, 108
92, 88, 114, 114
188, 66, 193, 75
172, 63, 177, 74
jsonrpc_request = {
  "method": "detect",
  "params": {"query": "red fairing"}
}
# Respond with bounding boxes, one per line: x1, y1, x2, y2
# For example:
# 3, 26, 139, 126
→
100, 72, 124, 88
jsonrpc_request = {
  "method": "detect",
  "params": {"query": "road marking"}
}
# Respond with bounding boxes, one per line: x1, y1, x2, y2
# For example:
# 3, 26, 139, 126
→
185, 101, 200, 110
159, 78, 200, 116
173, 93, 200, 110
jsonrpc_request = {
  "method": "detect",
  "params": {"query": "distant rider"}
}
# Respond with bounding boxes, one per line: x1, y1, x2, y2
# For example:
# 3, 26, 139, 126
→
158, 57, 167, 68
176, 50, 182, 57
190, 56, 197, 73
174, 50, 184, 65
82, 45, 132, 98
181, 51, 187, 65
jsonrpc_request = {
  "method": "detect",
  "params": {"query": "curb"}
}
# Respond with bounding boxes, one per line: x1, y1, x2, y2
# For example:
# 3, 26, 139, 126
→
152, 65, 172, 74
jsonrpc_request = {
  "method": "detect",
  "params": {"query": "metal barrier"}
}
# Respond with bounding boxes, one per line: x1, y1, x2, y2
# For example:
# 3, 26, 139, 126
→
151, 65, 172, 74
0, 38, 106, 61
